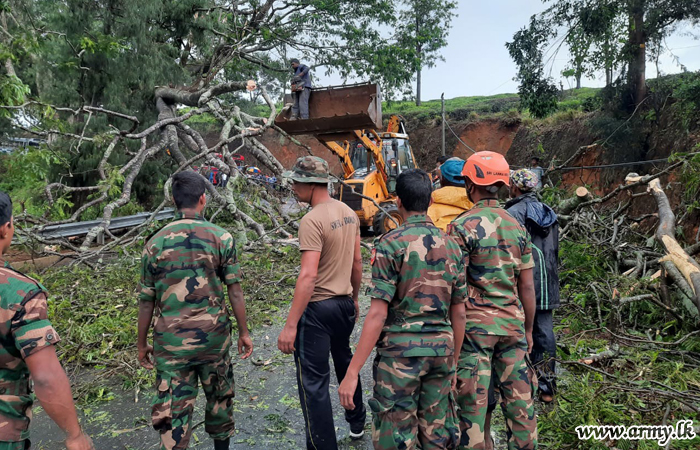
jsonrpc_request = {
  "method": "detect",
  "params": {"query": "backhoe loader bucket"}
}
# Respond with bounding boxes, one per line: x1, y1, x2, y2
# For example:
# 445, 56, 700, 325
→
275, 83, 382, 135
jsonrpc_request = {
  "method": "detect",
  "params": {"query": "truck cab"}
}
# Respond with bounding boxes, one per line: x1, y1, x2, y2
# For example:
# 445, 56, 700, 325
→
349, 135, 417, 192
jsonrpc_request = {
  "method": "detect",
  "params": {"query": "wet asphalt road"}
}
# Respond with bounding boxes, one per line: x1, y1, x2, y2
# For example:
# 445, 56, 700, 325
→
31, 290, 375, 450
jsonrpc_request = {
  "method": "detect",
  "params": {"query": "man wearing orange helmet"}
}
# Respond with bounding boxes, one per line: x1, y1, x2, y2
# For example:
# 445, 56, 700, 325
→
447, 151, 538, 450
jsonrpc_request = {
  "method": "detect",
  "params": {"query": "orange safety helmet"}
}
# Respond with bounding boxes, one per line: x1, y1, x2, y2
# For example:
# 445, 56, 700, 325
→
461, 151, 510, 187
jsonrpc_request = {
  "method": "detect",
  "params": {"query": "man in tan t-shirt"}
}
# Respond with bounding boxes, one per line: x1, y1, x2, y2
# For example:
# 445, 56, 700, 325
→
278, 156, 366, 449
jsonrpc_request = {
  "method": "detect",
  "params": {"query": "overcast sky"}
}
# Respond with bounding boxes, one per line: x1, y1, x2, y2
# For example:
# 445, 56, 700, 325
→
316, 0, 700, 101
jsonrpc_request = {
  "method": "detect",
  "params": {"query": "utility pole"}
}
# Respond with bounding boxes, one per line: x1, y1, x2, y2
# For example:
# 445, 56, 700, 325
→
441, 93, 446, 156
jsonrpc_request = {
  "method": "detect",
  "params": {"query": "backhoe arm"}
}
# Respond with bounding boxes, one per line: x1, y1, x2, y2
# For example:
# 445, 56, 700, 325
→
319, 138, 355, 179
355, 129, 389, 199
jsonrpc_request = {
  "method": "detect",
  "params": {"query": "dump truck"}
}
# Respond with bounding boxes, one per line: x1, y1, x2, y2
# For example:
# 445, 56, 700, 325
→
275, 82, 418, 235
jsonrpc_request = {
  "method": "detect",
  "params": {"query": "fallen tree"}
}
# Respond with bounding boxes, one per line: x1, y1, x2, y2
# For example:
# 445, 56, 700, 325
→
625, 173, 700, 315
555, 152, 700, 324
0, 0, 418, 263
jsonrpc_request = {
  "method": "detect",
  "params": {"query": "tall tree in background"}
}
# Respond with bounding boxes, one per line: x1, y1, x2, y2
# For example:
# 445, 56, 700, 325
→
396, 0, 457, 105
511, 0, 700, 107
506, 16, 560, 119
560, 2, 626, 89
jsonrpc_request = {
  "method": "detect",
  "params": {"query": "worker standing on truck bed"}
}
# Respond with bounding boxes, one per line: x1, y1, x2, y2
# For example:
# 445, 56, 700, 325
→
290, 58, 312, 120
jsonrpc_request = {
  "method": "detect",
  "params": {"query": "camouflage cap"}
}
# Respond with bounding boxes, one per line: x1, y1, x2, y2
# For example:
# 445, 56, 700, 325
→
283, 156, 332, 184
510, 168, 538, 192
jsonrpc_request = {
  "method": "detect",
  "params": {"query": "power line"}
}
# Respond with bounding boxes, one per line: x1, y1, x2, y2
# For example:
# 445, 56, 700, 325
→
444, 119, 477, 154
511, 157, 679, 172
556, 158, 675, 171
668, 44, 700, 51
486, 78, 515, 95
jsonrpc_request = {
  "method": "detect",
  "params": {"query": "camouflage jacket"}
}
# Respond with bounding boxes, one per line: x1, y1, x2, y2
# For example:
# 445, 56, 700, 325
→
139, 212, 241, 369
368, 215, 467, 358
448, 199, 534, 336
0, 260, 60, 441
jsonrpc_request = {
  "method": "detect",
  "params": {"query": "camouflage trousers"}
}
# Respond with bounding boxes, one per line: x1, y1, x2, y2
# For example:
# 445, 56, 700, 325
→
370, 354, 460, 450
0, 441, 28, 450
455, 334, 537, 450
151, 354, 235, 450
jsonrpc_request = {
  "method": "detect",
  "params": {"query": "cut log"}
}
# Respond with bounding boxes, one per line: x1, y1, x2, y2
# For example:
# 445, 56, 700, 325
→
580, 344, 620, 365
557, 186, 592, 216
627, 173, 700, 315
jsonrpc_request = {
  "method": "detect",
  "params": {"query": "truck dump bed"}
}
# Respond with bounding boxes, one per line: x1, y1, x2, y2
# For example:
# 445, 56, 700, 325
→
275, 82, 382, 136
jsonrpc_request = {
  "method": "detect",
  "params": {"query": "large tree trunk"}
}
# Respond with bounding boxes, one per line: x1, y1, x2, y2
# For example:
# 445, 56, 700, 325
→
1, 12, 16, 77
415, 13, 422, 106
576, 74, 582, 89
416, 66, 422, 106
604, 35, 613, 86
627, 0, 647, 105
626, 174, 700, 315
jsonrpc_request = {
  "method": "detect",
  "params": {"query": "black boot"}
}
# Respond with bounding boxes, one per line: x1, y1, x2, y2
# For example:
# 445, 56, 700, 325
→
214, 438, 230, 450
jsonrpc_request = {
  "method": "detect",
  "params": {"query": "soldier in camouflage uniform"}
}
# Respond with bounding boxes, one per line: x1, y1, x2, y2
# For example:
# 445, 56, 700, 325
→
338, 169, 467, 450
447, 152, 538, 450
0, 191, 94, 450
137, 172, 253, 450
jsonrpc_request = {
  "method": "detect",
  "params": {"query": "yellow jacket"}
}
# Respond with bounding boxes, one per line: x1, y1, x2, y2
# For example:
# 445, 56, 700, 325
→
427, 186, 474, 231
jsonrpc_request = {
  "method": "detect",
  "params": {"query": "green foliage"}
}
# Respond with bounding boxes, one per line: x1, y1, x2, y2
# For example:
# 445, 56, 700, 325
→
559, 241, 610, 289
670, 147, 700, 214
648, 71, 700, 130
501, 108, 522, 127
15, 0, 196, 121
516, 0, 700, 107
178, 107, 220, 133
0, 146, 70, 218
383, 93, 520, 122
557, 87, 600, 111
278, 0, 436, 99
541, 109, 585, 127
539, 360, 700, 449
505, 16, 559, 119
39, 259, 141, 367
0, 75, 30, 117
538, 226, 700, 449
393, 0, 457, 103
382, 86, 604, 126
36, 245, 301, 382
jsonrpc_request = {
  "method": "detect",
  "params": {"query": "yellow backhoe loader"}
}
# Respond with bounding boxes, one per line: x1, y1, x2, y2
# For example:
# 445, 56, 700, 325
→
275, 83, 418, 235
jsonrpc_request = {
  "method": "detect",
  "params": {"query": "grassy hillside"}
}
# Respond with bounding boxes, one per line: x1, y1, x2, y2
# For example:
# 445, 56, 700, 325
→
384, 93, 519, 116
383, 87, 601, 124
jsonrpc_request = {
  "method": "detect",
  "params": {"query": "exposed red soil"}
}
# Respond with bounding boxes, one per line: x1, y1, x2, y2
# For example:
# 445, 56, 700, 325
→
452, 120, 519, 159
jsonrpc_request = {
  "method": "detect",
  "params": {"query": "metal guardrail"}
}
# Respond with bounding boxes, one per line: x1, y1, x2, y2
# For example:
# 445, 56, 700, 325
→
38, 208, 175, 239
